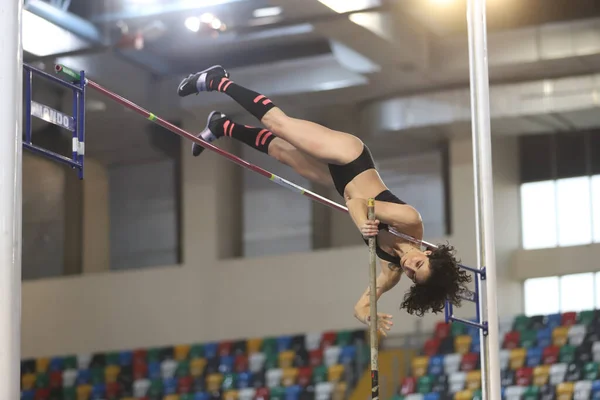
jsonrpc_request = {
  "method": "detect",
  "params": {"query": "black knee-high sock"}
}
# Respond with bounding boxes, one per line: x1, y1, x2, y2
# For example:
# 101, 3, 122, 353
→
211, 117, 276, 154
208, 77, 276, 121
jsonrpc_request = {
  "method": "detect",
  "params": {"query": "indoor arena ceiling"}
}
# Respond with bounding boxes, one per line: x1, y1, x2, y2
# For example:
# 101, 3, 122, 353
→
22, 0, 600, 164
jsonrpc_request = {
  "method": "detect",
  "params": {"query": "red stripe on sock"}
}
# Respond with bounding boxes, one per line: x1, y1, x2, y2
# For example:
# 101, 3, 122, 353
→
262, 99, 272, 106
253, 95, 266, 103
223, 120, 231, 136
228, 122, 235, 137
255, 129, 268, 147
218, 78, 229, 92
223, 80, 234, 92
260, 131, 273, 145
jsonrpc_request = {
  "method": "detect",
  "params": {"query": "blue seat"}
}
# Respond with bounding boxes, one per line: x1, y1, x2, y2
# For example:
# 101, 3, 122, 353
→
91, 383, 106, 400
204, 342, 218, 359
592, 379, 600, 395
277, 336, 292, 352
20, 390, 35, 400
219, 356, 234, 374
119, 351, 133, 366
237, 371, 253, 389
148, 361, 161, 379
546, 313, 562, 330
76, 369, 91, 385
285, 384, 302, 400
194, 392, 211, 400
424, 393, 440, 400
537, 328, 552, 348
526, 347, 543, 367
163, 377, 177, 394
471, 334, 481, 353
339, 346, 356, 364
428, 355, 444, 375
49, 357, 64, 372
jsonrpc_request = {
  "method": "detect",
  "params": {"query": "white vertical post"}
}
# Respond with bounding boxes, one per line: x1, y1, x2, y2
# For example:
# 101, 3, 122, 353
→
0, 0, 23, 399
466, 0, 501, 399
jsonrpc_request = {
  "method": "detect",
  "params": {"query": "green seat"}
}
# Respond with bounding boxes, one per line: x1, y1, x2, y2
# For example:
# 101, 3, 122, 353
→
176, 360, 190, 377
63, 387, 76, 400
189, 344, 204, 359
451, 323, 466, 337
523, 385, 540, 400
63, 356, 77, 370
180, 395, 194, 400
262, 338, 278, 355
265, 352, 278, 369
312, 365, 328, 384
270, 386, 286, 400
417, 375, 433, 394
520, 330, 537, 348
222, 373, 237, 390
389, 396, 405, 400
148, 378, 163, 397
579, 310, 595, 326
584, 362, 599, 380
147, 348, 161, 363
106, 352, 119, 366
91, 366, 104, 385
36, 373, 49, 388
472, 389, 482, 400
559, 345, 576, 364
336, 330, 353, 346
513, 315, 531, 332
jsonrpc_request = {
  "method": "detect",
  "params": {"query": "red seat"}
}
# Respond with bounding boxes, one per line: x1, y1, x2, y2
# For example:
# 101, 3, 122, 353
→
219, 341, 233, 357
298, 367, 312, 387
309, 349, 323, 367
434, 322, 451, 340
423, 338, 441, 356
255, 387, 269, 400
134, 361, 148, 379
49, 371, 62, 388
562, 312, 577, 327
503, 331, 520, 349
133, 349, 147, 364
321, 332, 337, 348
515, 367, 533, 386
178, 375, 193, 393
542, 346, 559, 364
234, 355, 249, 373
460, 353, 479, 372
400, 376, 417, 395
35, 388, 50, 400
106, 382, 120, 398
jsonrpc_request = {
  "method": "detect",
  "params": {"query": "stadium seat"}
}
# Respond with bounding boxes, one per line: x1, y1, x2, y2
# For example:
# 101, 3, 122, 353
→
417, 375, 433, 394
249, 353, 266, 373
400, 377, 417, 395
412, 356, 430, 378
569, 325, 586, 347
560, 345, 576, 364
578, 311, 596, 326
431, 374, 448, 394
543, 346, 560, 364
286, 384, 302, 400
238, 388, 255, 400
190, 358, 206, 378
466, 370, 481, 390
531, 315, 546, 330
576, 341, 593, 364
254, 387, 270, 400
539, 383, 556, 400
527, 347, 543, 367
133, 361, 148, 380
546, 314, 562, 330
574, 380, 592, 400
451, 323, 466, 337
234, 355, 249, 373
232, 341, 247, 356
423, 339, 441, 356
594, 342, 600, 364
566, 362, 582, 382
504, 332, 520, 349
62, 369, 77, 387
434, 323, 451, 340
49, 371, 62, 388
133, 379, 150, 398
220, 356, 235, 374
438, 337, 455, 355
314, 382, 333, 400
562, 312, 578, 327
521, 330, 537, 348
443, 354, 462, 375
269, 386, 285, 400
161, 360, 177, 379
312, 365, 327, 384
424, 393, 441, 400
553, 327, 570, 347
538, 328, 553, 349
324, 346, 341, 367
91, 383, 106, 399
304, 333, 321, 352
252, 371, 266, 389
523, 385, 540, 400
178, 375, 193, 394
339, 346, 356, 365
90, 366, 104, 384
174, 345, 190, 362
206, 374, 224, 392
460, 353, 479, 371
501, 369, 515, 387
505, 385, 526, 400
246, 339, 262, 355
516, 367, 534, 386
223, 389, 238, 400
263, 353, 279, 369
448, 372, 466, 394
454, 336, 472, 355
219, 342, 233, 357
584, 362, 599, 380
428, 355, 444, 375
20, 360, 35, 375
164, 376, 178, 394
236, 371, 252, 389
454, 389, 472, 400
204, 343, 218, 359
509, 348, 526, 370
119, 352, 133, 368
294, 349, 310, 368
405, 394, 425, 400
533, 365, 551, 386
22, 373, 36, 390
281, 367, 299, 386
327, 365, 344, 382
321, 332, 337, 348
275, 336, 291, 353
74, 355, 90, 371
514, 315, 532, 332
591, 380, 600, 398
499, 349, 510, 370
549, 363, 568, 386
556, 382, 574, 400
266, 369, 283, 388
294, 367, 310, 388
309, 350, 323, 367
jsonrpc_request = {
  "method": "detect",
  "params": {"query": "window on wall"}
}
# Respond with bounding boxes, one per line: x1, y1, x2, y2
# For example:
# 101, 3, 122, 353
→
524, 273, 598, 316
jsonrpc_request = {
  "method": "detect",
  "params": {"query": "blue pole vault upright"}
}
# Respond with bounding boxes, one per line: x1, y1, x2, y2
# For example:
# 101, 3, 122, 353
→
23, 63, 86, 178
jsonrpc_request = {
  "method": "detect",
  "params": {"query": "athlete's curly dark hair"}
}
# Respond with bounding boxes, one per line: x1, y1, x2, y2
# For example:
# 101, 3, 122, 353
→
400, 243, 471, 317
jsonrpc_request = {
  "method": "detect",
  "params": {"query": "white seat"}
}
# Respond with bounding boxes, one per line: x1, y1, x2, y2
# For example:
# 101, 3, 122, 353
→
249, 353, 266, 373
160, 359, 177, 379
550, 363, 568, 386
133, 379, 151, 398
324, 346, 341, 367
499, 349, 510, 370
266, 368, 283, 388
593, 342, 600, 363
443, 353, 462, 375
305, 332, 322, 351
405, 395, 424, 400
569, 325, 587, 346
574, 380, 592, 400
448, 372, 466, 394
505, 385, 526, 400
77, 354, 92, 370
315, 382, 334, 400
62, 369, 78, 387
238, 388, 257, 400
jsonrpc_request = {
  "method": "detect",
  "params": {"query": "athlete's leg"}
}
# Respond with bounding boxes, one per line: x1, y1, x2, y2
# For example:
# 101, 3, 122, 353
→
192, 111, 333, 187
178, 67, 363, 165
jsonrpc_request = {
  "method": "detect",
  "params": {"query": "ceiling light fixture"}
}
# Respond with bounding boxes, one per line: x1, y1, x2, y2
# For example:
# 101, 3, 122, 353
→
184, 16, 201, 32
253, 6, 283, 18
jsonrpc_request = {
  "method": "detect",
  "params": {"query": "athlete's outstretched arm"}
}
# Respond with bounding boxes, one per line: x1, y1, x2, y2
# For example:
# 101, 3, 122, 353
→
353, 260, 402, 336
347, 198, 423, 234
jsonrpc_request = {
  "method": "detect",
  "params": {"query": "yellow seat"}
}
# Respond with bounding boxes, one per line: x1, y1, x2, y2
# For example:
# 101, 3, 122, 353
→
175, 345, 191, 361
224, 390, 239, 400
553, 326, 570, 347
190, 358, 207, 377
207, 373, 224, 392
21, 373, 36, 390
454, 335, 472, 355
247, 338, 263, 354
282, 367, 299, 386
454, 389, 473, 400
76, 384, 92, 400
36, 358, 50, 373
164, 395, 180, 400
509, 348, 526, 370
333, 382, 347, 400
105, 365, 120, 383
412, 356, 429, 378
556, 381, 574, 400
466, 370, 481, 390
328, 364, 345, 382
279, 350, 295, 369
533, 365, 550, 386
